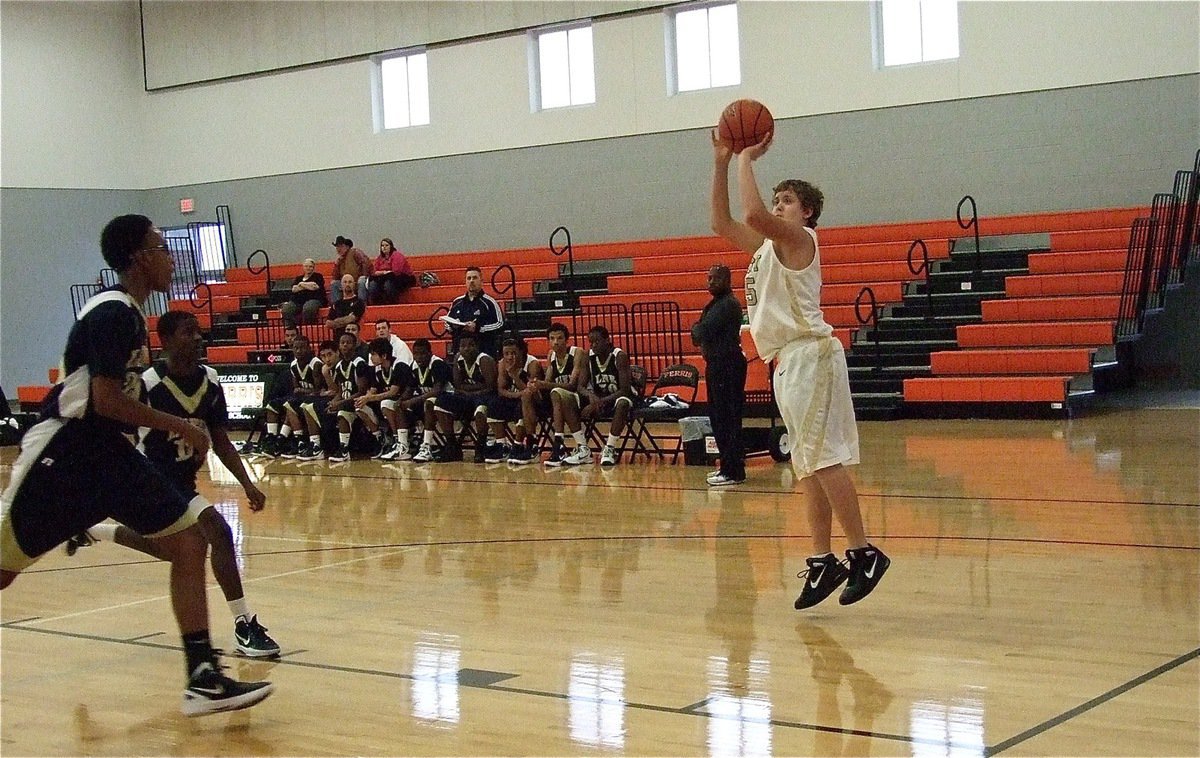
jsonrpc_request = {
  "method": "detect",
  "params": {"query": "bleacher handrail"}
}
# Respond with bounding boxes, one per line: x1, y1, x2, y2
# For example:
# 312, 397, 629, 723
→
216, 205, 236, 268
246, 249, 272, 298
906, 239, 933, 320
550, 226, 577, 316
190, 282, 215, 328
1117, 217, 1155, 340
426, 304, 449, 338
956, 195, 982, 273
490, 263, 518, 336
853, 285, 883, 371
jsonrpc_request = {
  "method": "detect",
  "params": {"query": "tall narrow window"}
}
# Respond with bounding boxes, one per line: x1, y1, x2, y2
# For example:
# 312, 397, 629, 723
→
877, 0, 959, 67
669, 2, 740, 94
532, 23, 595, 110
376, 50, 430, 130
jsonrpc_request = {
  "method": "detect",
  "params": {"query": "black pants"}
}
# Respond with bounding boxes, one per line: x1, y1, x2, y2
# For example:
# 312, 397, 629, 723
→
706, 352, 746, 479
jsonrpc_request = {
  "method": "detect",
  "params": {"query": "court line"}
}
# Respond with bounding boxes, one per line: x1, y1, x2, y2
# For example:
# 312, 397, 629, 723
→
20, 530, 1199, 581
256, 467, 1200, 508
0, 620, 971, 751
985, 646, 1200, 756
18, 546, 417, 626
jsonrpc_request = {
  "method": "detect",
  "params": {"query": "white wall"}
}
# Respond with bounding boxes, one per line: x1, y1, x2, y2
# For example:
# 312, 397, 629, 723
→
2, 1, 1195, 190
0, 1, 146, 189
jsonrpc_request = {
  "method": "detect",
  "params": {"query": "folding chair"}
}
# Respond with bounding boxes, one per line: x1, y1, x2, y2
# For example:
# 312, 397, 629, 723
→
625, 363, 700, 463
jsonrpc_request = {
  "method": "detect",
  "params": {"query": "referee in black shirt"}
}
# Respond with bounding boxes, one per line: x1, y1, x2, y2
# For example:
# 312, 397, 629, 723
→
691, 264, 746, 486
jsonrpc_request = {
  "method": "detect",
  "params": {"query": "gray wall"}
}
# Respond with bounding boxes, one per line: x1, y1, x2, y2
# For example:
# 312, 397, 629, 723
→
2, 74, 1197, 392
0, 188, 145, 392
141, 75, 1200, 260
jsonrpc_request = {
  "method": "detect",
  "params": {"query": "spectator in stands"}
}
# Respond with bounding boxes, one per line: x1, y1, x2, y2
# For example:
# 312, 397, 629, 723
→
330, 235, 371, 304
281, 258, 326, 327
326, 274, 365, 336
445, 266, 505, 358
367, 238, 417, 305
691, 264, 746, 486
374, 319, 414, 367
711, 129, 888, 610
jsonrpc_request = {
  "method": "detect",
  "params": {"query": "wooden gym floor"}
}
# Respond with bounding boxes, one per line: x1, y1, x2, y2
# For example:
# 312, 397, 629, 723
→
1, 406, 1197, 756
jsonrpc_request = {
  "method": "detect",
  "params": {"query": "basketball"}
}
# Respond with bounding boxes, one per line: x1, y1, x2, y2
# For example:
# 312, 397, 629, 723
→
717, 99, 774, 154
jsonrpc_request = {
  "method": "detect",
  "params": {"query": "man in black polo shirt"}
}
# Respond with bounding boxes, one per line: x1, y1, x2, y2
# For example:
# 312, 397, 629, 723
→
691, 264, 746, 486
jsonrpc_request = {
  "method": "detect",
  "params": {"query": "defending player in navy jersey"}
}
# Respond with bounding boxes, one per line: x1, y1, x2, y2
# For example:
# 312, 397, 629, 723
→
66, 310, 280, 658
0, 215, 272, 716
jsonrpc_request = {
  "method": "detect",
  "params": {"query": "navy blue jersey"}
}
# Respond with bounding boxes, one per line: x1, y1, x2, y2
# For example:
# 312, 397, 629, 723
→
372, 360, 413, 396
547, 346, 580, 386
455, 351, 492, 390
588, 347, 625, 396
412, 356, 452, 394
333, 356, 370, 400
41, 287, 149, 435
137, 362, 227, 494
289, 356, 325, 393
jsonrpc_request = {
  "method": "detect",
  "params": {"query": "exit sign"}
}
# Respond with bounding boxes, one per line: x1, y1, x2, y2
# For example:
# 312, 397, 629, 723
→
180, 198, 195, 213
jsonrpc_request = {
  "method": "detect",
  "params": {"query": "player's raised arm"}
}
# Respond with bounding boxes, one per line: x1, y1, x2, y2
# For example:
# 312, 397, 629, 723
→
711, 130, 765, 255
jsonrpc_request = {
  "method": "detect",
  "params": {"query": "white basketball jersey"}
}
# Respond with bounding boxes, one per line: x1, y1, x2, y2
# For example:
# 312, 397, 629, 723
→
745, 227, 833, 363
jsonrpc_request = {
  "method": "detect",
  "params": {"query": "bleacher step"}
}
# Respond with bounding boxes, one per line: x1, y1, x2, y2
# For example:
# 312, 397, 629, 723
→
950, 232, 1051, 254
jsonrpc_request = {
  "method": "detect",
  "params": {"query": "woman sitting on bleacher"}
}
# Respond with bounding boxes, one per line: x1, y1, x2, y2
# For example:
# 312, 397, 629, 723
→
367, 238, 416, 305
280, 258, 327, 327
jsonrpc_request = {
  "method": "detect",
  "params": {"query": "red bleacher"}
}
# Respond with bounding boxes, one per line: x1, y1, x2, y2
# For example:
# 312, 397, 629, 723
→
158, 206, 1142, 411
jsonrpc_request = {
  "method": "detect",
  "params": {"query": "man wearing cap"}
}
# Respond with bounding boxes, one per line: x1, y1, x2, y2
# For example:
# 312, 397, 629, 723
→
330, 235, 371, 304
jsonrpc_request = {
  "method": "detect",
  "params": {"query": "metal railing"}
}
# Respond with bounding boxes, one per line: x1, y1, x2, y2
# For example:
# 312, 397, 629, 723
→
956, 195, 981, 273
253, 318, 326, 351
854, 286, 882, 369
1117, 218, 1156, 340
906, 239, 933, 319
246, 249, 272, 299
629, 301, 684, 382
491, 263, 518, 337
550, 225, 576, 316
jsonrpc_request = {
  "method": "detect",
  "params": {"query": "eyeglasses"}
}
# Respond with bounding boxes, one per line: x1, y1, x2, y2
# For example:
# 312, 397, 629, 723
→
141, 244, 171, 254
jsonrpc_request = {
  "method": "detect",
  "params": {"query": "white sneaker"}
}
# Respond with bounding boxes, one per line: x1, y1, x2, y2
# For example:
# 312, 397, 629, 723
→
379, 442, 400, 461
600, 445, 618, 467
562, 445, 593, 466
707, 473, 745, 487
412, 443, 434, 463
395, 442, 413, 461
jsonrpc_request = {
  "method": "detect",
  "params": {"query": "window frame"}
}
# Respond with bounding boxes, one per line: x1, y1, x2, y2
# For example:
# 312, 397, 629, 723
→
529, 20, 597, 112
872, 0, 960, 69
372, 47, 431, 132
665, 0, 741, 95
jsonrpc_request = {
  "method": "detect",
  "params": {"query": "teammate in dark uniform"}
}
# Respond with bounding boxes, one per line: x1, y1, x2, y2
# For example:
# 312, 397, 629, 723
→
536, 323, 586, 466
556, 325, 634, 467
325, 331, 372, 462
406, 339, 453, 462
297, 339, 339, 461
487, 337, 543, 464
421, 333, 496, 464
261, 334, 325, 458
357, 337, 413, 460
66, 310, 280, 658
0, 215, 272, 716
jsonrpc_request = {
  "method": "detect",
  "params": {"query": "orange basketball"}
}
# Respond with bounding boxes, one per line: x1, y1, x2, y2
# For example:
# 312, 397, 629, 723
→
717, 99, 774, 154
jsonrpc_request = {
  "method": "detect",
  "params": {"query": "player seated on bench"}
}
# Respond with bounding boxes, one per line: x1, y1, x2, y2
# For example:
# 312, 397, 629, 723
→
550, 325, 634, 467
356, 337, 414, 460
484, 336, 545, 464
324, 331, 372, 462
402, 339, 453, 462
414, 333, 497, 464
535, 322, 586, 466
260, 335, 324, 458
293, 340, 338, 460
